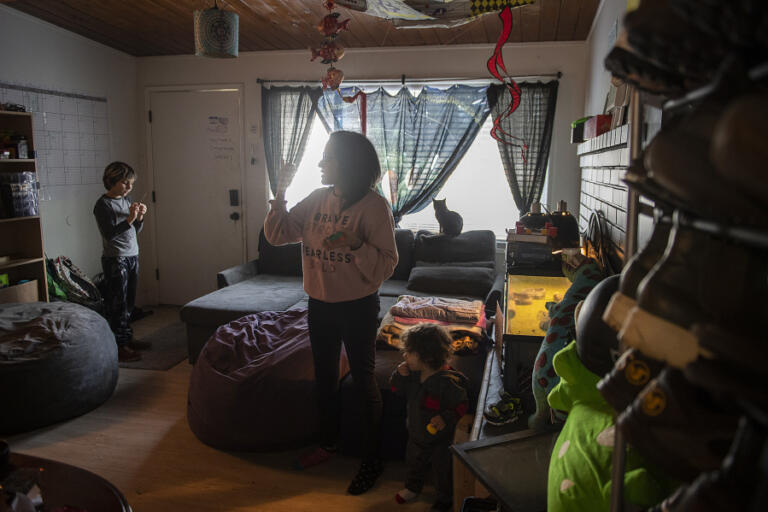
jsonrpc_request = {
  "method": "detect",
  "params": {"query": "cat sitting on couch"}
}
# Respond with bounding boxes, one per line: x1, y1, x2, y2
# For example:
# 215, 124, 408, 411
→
433, 198, 463, 237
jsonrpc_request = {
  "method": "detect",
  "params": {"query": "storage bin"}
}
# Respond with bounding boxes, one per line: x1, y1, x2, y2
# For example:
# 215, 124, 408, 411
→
0, 279, 38, 303
0, 172, 38, 218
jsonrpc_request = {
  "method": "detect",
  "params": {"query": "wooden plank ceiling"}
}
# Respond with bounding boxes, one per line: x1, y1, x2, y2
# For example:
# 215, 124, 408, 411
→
2, 0, 600, 57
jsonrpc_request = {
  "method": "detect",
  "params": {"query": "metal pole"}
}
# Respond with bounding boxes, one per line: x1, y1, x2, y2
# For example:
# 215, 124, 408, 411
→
256, 72, 563, 86
609, 88, 644, 512
625, 88, 643, 260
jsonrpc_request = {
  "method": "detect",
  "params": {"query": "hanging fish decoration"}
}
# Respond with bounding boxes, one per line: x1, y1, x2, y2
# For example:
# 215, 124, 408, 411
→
318, 12, 351, 37
310, 40, 346, 64
322, 66, 345, 90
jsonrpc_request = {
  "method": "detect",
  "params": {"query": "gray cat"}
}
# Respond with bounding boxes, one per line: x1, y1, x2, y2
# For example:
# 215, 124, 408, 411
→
433, 198, 463, 236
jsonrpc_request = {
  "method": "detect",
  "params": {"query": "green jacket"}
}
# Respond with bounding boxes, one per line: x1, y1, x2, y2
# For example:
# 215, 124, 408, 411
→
546, 342, 676, 511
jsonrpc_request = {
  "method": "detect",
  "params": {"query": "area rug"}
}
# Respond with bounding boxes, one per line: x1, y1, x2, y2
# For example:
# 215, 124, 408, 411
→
118, 322, 188, 371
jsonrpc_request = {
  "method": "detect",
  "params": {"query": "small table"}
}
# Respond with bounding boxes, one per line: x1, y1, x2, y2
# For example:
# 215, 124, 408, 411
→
7, 453, 131, 511
452, 428, 559, 512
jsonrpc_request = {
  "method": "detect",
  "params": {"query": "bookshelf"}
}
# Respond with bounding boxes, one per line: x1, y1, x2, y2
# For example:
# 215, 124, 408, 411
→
0, 110, 48, 303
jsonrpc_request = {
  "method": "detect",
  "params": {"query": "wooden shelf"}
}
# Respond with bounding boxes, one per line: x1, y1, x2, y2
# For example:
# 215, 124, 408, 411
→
0, 111, 47, 302
0, 257, 45, 271
0, 215, 40, 223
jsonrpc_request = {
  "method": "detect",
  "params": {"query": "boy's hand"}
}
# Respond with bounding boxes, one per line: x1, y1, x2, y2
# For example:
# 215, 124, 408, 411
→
429, 415, 446, 432
396, 362, 410, 376
127, 203, 139, 224
137, 202, 147, 221
323, 229, 362, 250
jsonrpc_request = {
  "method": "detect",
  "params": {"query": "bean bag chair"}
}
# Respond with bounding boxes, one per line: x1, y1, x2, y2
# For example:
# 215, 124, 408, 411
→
0, 302, 118, 434
187, 308, 349, 451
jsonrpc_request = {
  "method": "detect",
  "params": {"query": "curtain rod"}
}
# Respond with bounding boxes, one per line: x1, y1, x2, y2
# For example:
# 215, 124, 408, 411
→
256, 72, 561, 85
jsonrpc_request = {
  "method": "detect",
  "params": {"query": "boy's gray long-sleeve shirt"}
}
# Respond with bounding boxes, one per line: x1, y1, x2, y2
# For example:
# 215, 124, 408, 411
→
94, 195, 143, 257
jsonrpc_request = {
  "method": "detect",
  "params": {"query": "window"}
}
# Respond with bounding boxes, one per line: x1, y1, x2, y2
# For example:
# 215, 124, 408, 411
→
396, 117, 522, 239
286, 99, 541, 241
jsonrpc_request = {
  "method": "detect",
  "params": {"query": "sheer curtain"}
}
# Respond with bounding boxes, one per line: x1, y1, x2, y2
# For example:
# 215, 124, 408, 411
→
316, 85, 491, 224
487, 81, 559, 214
261, 85, 322, 196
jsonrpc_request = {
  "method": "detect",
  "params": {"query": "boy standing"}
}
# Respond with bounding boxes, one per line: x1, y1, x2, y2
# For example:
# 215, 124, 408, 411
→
390, 324, 469, 511
93, 161, 148, 362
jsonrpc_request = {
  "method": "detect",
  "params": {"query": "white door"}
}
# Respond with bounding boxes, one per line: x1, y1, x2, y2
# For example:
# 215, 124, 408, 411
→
149, 89, 244, 305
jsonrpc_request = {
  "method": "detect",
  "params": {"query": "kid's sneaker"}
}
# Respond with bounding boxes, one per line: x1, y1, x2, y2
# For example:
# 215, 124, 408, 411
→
484, 394, 523, 426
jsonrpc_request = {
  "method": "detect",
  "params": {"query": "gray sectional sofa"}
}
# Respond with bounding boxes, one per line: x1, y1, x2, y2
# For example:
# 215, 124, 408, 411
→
180, 228, 504, 363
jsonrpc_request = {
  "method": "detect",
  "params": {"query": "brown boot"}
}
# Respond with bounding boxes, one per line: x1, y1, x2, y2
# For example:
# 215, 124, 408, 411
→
118, 345, 142, 362
597, 348, 665, 414
602, 220, 672, 333
617, 368, 739, 482
644, 102, 767, 228
711, 92, 768, 206
619, 214, 768, 368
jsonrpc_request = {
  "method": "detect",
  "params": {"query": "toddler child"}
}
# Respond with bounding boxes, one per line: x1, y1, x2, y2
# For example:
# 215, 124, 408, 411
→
390, 323, 469, 511
93, 161, 148, 362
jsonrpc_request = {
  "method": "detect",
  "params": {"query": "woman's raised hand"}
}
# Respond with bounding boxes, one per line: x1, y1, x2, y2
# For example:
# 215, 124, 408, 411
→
275, 162, 297, 201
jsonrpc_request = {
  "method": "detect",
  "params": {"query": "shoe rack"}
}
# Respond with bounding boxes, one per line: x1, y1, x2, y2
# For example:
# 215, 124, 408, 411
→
0, 110, 48, 303
609, 61, 768, 512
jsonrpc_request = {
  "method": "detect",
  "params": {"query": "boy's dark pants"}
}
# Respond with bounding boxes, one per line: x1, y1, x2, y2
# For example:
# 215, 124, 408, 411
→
308, 292, 382, 460
405, 436, 454, 504
101, 256, 138, 346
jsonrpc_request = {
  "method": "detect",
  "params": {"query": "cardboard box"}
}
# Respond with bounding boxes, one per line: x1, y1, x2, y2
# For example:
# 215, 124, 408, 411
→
0, 279, 38, 303
584, 114, 612, 139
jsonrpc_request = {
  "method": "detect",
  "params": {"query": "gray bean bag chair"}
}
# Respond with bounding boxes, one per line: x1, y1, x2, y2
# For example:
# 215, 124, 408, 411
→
0, 302, 118, 434
187, 308, 349, 451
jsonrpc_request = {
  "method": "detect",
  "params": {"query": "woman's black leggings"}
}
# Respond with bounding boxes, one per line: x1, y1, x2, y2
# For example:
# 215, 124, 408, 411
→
308, 292, 382, 460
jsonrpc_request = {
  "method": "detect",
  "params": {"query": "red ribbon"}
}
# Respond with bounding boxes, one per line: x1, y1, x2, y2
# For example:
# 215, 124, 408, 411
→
341, 90, 367, 136
487, 5, 528, 164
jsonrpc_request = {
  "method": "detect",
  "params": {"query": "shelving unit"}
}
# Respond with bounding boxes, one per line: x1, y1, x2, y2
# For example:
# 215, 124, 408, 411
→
609, 63, 768, 512
0, 110, 48, 303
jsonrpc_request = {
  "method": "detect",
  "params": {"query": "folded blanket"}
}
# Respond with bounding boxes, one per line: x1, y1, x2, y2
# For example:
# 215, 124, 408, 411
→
389, 295, 484, 324
377, 311, 483, 351
393, 311, 486, 330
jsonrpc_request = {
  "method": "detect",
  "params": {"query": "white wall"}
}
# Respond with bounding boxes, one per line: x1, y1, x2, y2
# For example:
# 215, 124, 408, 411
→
584, 0, 628, 116
0, 6, 137, 280
137, 42, 587, 304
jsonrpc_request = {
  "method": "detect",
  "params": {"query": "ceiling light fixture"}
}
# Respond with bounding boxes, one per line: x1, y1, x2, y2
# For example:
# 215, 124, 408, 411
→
194, 0, 239, 58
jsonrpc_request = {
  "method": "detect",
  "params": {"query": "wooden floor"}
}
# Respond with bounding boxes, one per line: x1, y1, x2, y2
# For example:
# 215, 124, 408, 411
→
5, 306, 442, 512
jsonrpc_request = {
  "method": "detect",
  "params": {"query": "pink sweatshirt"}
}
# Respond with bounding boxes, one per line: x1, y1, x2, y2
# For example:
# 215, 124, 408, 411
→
264, 187, 399, 303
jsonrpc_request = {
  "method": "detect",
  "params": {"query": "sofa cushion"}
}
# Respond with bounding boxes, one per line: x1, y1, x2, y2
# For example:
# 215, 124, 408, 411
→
391, 229, 415, 281
407, 266, 496, 298
257, 229, 303, 276
414, 230, 496, 264
379, 279, 488, 302
378, 279, 411, 298
180, 275, 306, 327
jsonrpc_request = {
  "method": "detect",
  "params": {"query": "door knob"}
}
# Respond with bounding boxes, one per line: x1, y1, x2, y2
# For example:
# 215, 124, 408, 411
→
230, 212, 240, 221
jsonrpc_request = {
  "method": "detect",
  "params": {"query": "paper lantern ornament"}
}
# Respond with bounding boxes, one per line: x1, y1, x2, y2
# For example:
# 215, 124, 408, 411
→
194, 2, 239, 58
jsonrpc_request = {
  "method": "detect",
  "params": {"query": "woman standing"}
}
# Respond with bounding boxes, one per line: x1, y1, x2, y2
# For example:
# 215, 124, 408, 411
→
264, 131, 398, 495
